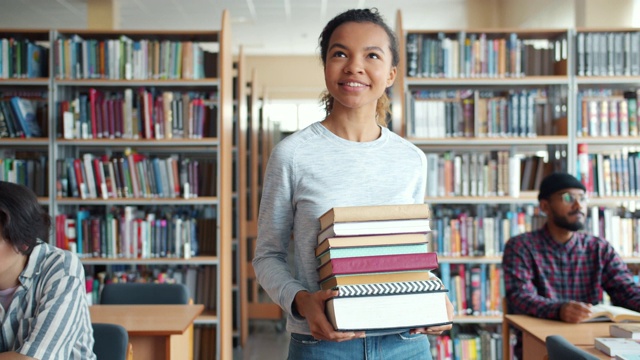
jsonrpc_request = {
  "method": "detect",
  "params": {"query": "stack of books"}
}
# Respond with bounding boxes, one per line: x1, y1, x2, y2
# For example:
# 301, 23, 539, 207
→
316, 204, 452, 331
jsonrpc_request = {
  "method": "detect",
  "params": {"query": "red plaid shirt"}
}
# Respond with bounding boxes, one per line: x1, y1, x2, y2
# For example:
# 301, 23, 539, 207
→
503, 224, 640, 318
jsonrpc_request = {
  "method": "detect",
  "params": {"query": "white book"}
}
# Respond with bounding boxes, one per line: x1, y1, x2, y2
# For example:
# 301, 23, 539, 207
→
326, 289, 451, 331
595, 337, 640, 357
317, 219, 430, 244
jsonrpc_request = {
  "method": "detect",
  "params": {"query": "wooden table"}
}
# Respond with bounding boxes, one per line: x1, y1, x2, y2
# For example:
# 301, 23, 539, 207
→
504, 314, 611, 360
90, 304, 204, 360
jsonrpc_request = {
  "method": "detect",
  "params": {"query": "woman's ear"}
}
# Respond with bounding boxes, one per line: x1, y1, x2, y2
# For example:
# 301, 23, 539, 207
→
386, 66, 397, 87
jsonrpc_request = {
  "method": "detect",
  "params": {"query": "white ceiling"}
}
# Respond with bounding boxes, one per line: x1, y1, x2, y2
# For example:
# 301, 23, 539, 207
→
0, 0, 471, 55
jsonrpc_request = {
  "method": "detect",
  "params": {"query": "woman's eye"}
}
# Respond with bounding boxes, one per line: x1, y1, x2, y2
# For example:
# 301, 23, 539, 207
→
332, 51, 346, 58
368, 53, 380, 59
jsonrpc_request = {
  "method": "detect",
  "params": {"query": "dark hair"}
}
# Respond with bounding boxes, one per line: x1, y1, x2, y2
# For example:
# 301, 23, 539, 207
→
0, 181, 51, 255
318, 8, 399, 125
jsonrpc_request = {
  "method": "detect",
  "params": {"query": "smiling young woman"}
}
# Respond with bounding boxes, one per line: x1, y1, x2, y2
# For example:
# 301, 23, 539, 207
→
252, 8, 452, 360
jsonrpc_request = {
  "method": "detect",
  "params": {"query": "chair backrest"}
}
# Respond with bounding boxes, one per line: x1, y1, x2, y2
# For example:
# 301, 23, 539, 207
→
100, 283, 190, 305
546, 335, 600, 360
93, 323, 129, 360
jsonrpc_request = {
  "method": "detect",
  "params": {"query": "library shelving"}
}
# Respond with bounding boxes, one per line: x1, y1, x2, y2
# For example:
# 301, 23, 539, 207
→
3, 10, 236, 360
393, 10, 640, 359
0, 29, 52, 209
233, 45, 249, 347
392, 12, 573, 356
240, 69, 284, 328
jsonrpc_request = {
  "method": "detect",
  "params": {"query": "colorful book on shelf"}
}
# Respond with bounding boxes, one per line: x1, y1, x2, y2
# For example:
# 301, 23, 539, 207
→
594, 337, 640, 357
317, 219, 431, 244
318, 204, 430, 234
325, 280, 451, 331
610, 324, 640, 340
582, 304, 640, 323
317, 242, 430, 267
317, 252, 438, 282
319, 270, 433, 291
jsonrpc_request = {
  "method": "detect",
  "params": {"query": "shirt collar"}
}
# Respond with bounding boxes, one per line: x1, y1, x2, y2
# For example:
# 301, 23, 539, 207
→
541, 224, 579, 251
18, 241, 46, 288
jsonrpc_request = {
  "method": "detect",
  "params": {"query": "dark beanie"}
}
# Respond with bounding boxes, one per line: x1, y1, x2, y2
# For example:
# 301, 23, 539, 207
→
538, 172, 586, 201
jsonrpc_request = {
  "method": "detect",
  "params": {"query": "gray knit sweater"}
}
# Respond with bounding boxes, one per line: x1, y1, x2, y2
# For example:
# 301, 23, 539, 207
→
252, 121, 427, 335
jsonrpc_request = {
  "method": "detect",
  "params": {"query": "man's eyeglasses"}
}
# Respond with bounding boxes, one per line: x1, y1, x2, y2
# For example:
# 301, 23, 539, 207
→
559, 192, 588, 205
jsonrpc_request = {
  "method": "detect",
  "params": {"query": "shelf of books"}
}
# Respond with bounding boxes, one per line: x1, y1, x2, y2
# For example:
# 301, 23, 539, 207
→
393, 12, 640, 358
43, 11, 234, 360
0, 29, 52, 211
393, 10, 575, 359
574, 28, 640, 273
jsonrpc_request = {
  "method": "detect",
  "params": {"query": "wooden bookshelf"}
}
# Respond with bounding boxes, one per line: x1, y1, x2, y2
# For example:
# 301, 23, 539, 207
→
12, 10, 234, 360
393, 13, 640, 358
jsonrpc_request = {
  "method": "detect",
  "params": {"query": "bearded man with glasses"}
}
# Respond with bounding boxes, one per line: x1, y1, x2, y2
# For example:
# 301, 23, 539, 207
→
502, 172, 640, 359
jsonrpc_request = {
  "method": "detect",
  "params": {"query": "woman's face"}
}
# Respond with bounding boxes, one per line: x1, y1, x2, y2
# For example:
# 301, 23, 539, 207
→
0, 232, 26, 290
323, 21, 397, 114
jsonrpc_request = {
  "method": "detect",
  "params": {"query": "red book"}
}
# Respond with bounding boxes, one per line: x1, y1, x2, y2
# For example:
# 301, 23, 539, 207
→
317, 252, 438, 282
73, 158, 87, 199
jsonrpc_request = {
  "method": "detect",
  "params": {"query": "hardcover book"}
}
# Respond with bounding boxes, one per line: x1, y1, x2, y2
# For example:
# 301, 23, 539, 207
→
317, 252, 438, 282
317, 218, 431, 244
316, 242, 430, 267
325, 286, 451, 331
594, 337, 640, 356
610, 324, 640, 340
319, 270, 433, 291
319, 204, 430, 233
315, 233, 428, 257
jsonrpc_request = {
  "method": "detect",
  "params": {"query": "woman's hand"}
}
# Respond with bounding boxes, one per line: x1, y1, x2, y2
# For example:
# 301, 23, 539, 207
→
294, 290, 365, 342
410, 294, 454, 335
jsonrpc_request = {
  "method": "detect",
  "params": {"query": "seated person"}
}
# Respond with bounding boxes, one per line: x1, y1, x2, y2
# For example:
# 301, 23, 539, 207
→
0, 181, 96, 359
502, 172, 640, 359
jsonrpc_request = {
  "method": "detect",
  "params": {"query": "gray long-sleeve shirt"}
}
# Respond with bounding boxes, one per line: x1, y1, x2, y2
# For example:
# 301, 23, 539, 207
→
252, 121, 427, 335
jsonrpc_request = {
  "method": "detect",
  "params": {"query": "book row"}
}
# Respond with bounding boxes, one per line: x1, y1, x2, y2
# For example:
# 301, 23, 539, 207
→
439, 263, 504, 317
430, 208, 545, 257
576, 32, 640, 77
577, 147, 640, 197
406, 32, 563, 79
55, 154, 216, 200
54, 35, 218, 80
425, 151, 521, 198
57, 89, 218, 140
0, 97, 46, 138
55, 206, 217, 259
577, 89, 640, 138
408, 88, 562, 138
0, 38, 48, 79
587, 206, 640, 258
431, 328, 504, 360
0, 154, 48, 196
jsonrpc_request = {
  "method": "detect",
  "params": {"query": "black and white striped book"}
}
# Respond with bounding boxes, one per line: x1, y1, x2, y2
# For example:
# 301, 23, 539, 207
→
333, 279, 444, 297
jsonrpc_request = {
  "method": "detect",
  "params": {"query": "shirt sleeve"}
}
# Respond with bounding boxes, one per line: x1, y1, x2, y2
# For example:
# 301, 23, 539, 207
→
502, 236, 564, 319
17, 256, 93, 359
600, 242, 640, 311
252, 146, 306, 318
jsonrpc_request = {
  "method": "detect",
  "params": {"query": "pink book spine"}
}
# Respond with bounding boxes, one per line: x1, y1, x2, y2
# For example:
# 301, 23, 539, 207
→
329, 252, 439, 275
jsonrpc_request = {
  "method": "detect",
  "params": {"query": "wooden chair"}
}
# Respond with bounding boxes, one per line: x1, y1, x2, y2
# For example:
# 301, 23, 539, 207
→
100, 283, 190, 305
92, 322, 133, 360
546, 335, 599, 360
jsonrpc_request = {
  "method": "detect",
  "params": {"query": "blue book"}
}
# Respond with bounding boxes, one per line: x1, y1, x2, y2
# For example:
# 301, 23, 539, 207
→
76, 210, 91, 255
10, 97, 41, 137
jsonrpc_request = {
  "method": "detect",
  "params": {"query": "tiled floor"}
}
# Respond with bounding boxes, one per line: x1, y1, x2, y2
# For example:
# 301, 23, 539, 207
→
235, 320, 290, 360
